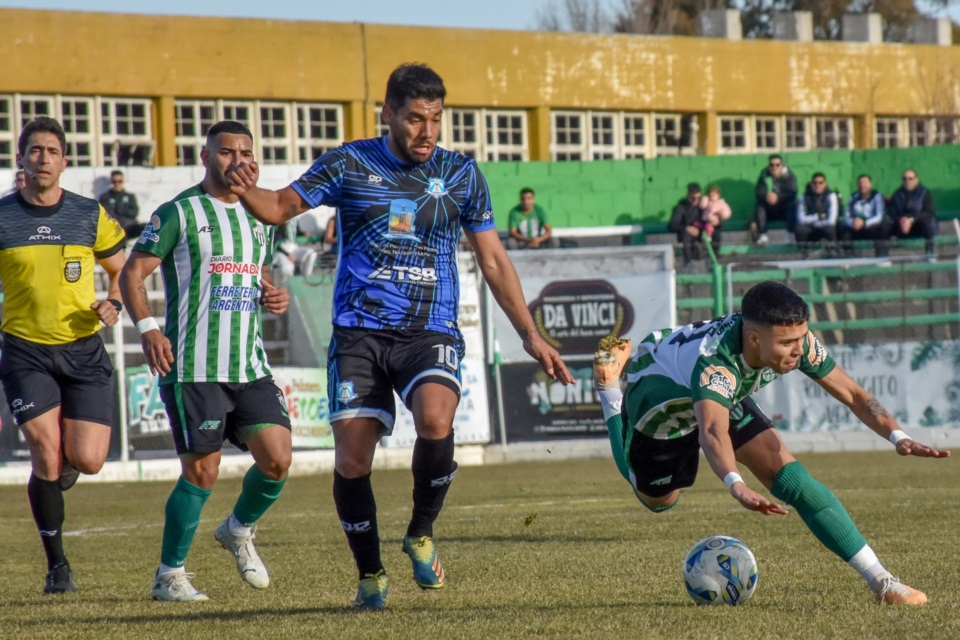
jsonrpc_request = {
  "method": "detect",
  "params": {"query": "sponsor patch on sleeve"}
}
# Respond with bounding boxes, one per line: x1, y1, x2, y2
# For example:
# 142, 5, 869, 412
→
699, 365, 737, 399
806, 331, 828, 366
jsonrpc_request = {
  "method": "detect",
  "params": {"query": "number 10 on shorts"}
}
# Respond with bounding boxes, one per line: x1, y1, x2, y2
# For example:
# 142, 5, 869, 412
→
434, 344, 459, 370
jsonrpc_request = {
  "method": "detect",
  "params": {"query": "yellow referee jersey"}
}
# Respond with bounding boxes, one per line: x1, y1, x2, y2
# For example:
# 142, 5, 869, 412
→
0, 190, 126, 345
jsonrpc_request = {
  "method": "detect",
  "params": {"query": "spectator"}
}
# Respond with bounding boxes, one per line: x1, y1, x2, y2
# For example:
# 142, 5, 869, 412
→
694, 185, 732, 251
99, 170, 143, 240
506, 187, 557, 249
753, 154, 798, 245
886, 169, 937, 260
272, 218, 318, 280
324, 215, 338, 253
839, 175, 887, 257
3, 169, 26, 196
795, 173, 839, 255
668, 182, 704, 270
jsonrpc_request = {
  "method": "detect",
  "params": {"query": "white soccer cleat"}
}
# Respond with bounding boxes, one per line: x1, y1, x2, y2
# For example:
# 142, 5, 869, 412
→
151, 570, 209, 602
593, 337, 631, 390
215, 518, 270, 589
874, 576, 927, 606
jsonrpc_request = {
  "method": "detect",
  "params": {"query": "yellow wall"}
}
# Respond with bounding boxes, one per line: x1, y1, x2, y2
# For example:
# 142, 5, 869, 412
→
2, 9, 958, 161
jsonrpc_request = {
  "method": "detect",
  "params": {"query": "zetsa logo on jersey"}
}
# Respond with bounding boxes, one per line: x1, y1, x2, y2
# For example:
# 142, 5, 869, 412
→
207, 255, 260, 275
700, 365, 737, 399
806, 331, 828, 366
369, 265, 437, 284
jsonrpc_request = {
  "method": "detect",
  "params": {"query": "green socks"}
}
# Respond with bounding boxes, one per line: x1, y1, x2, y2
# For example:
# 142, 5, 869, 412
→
770, 461, 867, 562
232, 465, 287, 527
160, 476, 211, 568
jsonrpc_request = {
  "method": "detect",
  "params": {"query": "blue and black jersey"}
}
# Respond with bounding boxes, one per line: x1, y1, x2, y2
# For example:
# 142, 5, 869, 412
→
292, 137, 495, 337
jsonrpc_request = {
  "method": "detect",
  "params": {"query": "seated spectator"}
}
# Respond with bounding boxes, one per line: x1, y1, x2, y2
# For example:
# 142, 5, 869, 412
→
3, 169, 26, 197
668, 182, 704, 270
838, 174, 887, 257
694, 185, 732, 251
506, 187, 558, 250
99, 170, 144, 240
272, 218, 318, 280
323, 215, 338, 254
753, 154, 798, 245
885, 169, 937, 260
795, 173, 839, 255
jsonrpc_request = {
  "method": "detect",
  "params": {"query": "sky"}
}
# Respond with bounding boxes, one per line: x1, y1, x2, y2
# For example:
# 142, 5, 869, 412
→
0, 0, 550, 30
0, 1, 955, 29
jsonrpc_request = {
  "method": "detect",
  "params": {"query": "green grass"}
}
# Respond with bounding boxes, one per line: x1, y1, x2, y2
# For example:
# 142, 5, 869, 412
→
2, 451, 959, 640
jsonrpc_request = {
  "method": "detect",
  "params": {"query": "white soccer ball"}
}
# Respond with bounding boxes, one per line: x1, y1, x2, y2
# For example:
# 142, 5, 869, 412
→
682, 535, 759, 606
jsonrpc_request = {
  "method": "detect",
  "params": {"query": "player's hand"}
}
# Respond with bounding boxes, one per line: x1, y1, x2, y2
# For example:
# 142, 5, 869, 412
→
141, 330, 174, 376
225, 160, 260, 196
523, 334, 574, 385
730, 482, 788, 516
260, 280, 289, 315
91, 300, 120, 327
895, 438, 951, 458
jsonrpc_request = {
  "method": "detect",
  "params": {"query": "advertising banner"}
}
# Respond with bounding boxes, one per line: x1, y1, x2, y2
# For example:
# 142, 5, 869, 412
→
753, 340, 960, 431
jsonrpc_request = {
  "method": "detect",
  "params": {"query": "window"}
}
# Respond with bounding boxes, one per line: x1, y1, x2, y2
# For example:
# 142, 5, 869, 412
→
101, 98, 154, 166
590, 113, 616, 159
622, 114, 646, 158
755, 117, 779, 151
60, 98, 96, 166
484, 111, 526, 161
908, 118, 930, 147
718, 116, 747, 152
259, 103, 290, 164
814, 117, 852, 149
295, 104, 341, 163
654, 114, 697, 155
552, 112, 584, 160
935, 117, 958, 145
875, 118, 900, 148
174, 99, 343, 165
784, 117, 809, 150
448, 109, 480, 158
18, 96, 54, 128
0, 96, 15, 168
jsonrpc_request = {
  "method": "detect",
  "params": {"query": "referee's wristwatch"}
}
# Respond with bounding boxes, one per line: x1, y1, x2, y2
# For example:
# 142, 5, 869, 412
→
108, 298, 123, 314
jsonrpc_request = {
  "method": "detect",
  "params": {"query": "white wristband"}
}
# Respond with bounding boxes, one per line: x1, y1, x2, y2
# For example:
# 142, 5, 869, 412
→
888, 430, 910, 445
136, 317, 160, 335
723, 472, 744, 490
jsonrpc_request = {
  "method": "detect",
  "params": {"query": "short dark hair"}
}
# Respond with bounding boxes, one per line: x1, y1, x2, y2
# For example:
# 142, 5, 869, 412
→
18, 116, 67, 157
768, 154, 783, 163
15, 169, 25, 178
110, 169, 124, 179
812, 172, 826, 182
687, 182, 702, 196
206, 120, 253, 143
520, 187, 535, 197
741, 281, 809, 327
857, 174, 871, 182
385, 63, 446, 111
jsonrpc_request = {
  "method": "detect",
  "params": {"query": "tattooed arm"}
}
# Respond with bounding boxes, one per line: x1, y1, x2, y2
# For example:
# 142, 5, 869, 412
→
817, 367, 949, 458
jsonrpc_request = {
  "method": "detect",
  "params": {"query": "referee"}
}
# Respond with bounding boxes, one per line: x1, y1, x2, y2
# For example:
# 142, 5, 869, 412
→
0, 117, 126, 594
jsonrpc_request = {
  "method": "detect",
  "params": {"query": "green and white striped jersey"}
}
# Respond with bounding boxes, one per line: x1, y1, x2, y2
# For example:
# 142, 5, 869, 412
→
133, 185, 274, 385
624, 314, 834, 440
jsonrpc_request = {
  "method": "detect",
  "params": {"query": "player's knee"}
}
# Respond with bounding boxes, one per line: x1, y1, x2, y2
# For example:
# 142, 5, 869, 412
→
635, 488, 680, 513
72, 455, 105, 475
257, 453, 291, 481
335, 453, 373, 478
182, 463, 220, 489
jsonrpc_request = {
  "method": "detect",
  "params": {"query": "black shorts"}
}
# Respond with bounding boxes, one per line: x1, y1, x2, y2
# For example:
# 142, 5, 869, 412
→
158, 377, 292, 455
0, 332, 115, 427
327, 326, 464, 434
627, 396, 773, 497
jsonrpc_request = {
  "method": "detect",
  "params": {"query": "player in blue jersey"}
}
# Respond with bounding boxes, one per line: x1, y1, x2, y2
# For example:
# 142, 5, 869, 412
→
227, 63, 573, 609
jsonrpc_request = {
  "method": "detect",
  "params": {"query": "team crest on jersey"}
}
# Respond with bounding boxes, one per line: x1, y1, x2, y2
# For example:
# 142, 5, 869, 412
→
253, 222, 266, 246
139, 215, 161, 243
385, 199, 420, 242
337, 381, 359, 405
63, 259, 81, 283
806, 331, 827, 366
700, 365, 737, 399
761, 368, 778, 383
425, 178, 447, 198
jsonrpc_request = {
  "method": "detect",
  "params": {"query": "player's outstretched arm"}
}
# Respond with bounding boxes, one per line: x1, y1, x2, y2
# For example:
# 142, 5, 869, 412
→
465, 228, 573, 384
225, 160, 309, 225
817, 367, 950, 458
696, 399, 788, 516
120, 251, 174, 376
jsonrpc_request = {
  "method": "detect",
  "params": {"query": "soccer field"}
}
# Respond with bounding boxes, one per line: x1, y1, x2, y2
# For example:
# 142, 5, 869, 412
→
2, 450, 958, 640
